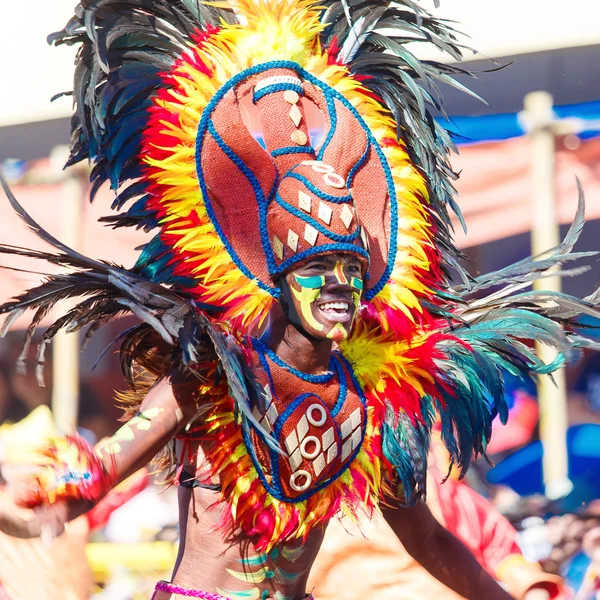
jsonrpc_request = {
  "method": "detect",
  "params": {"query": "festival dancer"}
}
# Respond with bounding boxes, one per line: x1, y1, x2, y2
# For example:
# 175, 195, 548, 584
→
0, 2, 599, 599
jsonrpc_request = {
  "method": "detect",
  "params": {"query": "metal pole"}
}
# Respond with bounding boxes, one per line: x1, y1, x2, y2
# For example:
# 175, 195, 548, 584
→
51, 160, 83, 432
524, 91, 571, 499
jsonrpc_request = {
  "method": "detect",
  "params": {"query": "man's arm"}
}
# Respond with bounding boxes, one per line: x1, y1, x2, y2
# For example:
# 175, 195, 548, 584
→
0, 371, 200, 538
382, 500, 514, 600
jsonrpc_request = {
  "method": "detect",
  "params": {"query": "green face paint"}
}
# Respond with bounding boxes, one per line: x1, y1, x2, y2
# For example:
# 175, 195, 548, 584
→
290, 273, 325, 333
351, 277, 363, 291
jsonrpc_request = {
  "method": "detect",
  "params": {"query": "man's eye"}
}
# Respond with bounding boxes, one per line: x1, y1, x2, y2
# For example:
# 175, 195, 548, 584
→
348, 265, 360, 273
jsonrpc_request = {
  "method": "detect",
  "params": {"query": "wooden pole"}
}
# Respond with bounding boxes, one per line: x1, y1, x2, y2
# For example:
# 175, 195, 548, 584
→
51, 158, 83, 432
524, 91, 571, 499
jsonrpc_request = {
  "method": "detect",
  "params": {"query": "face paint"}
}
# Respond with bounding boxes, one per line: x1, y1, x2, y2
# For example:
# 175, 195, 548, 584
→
333, 261, 349, 285
283, 256, 363, 341
289, 274, 326, 334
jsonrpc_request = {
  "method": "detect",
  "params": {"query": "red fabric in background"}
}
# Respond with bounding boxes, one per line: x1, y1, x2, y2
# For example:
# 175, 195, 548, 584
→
451, 136, 600, 248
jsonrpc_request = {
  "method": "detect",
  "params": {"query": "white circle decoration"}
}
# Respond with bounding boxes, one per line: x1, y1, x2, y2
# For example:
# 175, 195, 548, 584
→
306, 403, 327, 427
323, 172, 345, 188
290, 470, 312, 492
301, 160, 334, 174
300, 435, 321, 460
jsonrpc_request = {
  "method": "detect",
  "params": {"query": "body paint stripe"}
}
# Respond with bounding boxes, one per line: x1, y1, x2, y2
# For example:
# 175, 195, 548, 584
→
333, 261, 349, 285
226, 566, 271, 583
293, 274, 325, 289
216, 588, 260, 600
280, 545, 306, 562
241, 553, 269, 567
273, 565, 303, 584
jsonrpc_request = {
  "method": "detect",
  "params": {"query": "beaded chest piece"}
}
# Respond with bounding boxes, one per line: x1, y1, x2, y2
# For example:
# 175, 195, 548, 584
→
245, 339, 367, 502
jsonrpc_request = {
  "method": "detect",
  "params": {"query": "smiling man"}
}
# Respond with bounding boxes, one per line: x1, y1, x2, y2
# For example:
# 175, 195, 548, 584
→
282, 254, 364, 342
0, 2, 599, 600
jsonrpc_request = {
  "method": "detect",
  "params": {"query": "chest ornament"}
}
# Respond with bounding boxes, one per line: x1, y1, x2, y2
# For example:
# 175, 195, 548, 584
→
243, 344, 367, 502
204, 343, 382, 551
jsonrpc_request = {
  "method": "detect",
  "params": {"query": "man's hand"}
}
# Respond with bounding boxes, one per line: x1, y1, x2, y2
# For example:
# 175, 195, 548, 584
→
0, 492, 92, 540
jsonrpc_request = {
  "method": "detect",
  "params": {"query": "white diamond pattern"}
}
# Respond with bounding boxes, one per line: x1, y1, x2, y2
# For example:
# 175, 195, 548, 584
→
289, 448, 302, 471
322, 427, 334, 450
304, 224, 318, 246
266, 402, 278, 426
296, 415, 309, 441
341, 438, 353, 462
285, 430, 298, 454
351, 427, 362, 450
313, 453, 326, 477
338, 408, 363, 463
340, 417, 353, 440
283, 402, 362, 490
327, 444, 338, 464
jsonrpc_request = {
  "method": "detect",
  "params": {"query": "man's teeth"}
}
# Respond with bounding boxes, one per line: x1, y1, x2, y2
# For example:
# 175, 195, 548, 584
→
321, 302, 349, 310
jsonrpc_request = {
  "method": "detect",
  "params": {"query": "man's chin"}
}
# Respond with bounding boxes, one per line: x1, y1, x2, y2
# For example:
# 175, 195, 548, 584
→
325, 322, 349, 342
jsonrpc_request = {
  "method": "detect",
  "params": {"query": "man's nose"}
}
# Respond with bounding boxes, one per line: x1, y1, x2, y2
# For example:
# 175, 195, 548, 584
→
325, 268, 351, 290
330, 261, 351, 286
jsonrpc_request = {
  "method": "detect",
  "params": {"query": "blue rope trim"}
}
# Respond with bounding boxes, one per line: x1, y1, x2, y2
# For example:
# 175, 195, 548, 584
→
346, 140, 371, 188
271, 146, 316, 157
253, 338, 335, 383
274, 244, 370, 276
255, 344, 279, 404
330, 356, 347, 418
253, 83, 303, 104
363, 139, 398, 300
337, 351, 368, 450
274, 193, 361, 243
285, 172, 352, 203
194, 60, 397, 299
208, 121, 264, 200
317, 93, 337, 160
195, 125, 278, 296
205, 120, 280, 285
241, 417, 285, 497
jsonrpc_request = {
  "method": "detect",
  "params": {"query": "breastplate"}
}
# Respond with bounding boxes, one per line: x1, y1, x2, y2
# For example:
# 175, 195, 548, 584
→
244, 341, 367, 502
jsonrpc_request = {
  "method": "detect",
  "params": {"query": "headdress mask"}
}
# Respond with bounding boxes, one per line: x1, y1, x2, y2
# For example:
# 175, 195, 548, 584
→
196, 64, 395, 298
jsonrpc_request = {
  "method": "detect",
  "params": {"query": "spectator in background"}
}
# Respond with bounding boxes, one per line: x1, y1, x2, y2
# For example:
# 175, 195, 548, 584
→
0, 360, 34, 425
0, 338, 114, 441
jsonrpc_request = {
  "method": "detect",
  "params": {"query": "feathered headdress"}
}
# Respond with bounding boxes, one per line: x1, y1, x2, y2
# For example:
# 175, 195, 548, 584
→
1, 0, 600, 510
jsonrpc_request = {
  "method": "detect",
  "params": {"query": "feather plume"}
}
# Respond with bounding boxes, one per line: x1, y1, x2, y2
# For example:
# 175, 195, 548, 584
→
0, 178, 279, 450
